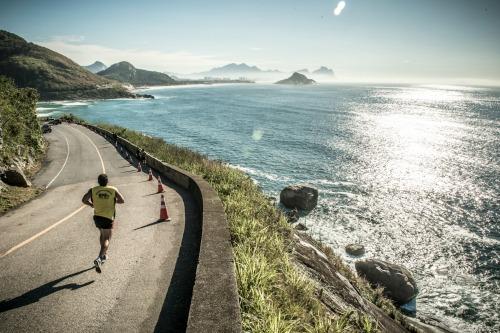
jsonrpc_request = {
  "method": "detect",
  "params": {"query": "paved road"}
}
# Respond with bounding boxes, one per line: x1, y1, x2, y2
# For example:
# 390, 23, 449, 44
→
0, 124, 198, 332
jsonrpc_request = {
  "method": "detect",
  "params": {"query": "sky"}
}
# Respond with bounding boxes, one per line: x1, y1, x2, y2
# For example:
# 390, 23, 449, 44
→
2, 0, 500, 84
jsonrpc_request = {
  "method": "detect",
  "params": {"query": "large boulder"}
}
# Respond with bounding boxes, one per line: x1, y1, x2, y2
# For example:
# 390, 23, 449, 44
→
0, 166, 31, 187
280, 184, 318, 210
355, 259, 418, 304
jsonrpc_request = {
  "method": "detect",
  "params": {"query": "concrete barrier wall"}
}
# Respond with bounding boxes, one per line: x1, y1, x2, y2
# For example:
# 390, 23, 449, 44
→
82, 124, 242, 332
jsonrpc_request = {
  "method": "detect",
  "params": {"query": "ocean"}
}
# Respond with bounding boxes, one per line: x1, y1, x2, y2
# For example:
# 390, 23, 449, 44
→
38, 83, 500, 332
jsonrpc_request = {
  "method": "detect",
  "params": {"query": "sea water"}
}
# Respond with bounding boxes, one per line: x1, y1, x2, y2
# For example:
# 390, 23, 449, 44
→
38, 83, 500, 332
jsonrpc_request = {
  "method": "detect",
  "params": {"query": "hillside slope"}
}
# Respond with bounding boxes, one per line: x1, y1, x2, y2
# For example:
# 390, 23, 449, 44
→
0, 30, 134, 100
97, 61, 176, 86
0, 76, 44, 212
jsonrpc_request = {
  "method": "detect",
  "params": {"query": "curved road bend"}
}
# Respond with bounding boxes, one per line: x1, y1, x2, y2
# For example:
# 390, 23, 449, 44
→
0, 123, 199, 332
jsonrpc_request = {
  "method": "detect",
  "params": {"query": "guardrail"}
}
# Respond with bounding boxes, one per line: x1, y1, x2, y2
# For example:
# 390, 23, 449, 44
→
81, 123, 242, 332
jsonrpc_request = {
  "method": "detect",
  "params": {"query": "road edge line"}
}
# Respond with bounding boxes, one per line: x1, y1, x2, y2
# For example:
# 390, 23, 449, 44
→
46, 132, 70, 189
72, 125, 106, 173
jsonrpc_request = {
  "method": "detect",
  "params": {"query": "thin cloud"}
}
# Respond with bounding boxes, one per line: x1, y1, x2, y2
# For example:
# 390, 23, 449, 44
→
52, 35, 85, 43
334, 1, 346, 16
38, 39, 228, 73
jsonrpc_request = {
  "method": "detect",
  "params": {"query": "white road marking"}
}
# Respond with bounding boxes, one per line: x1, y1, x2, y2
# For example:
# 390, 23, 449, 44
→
0, 124, 108, 258
0, 205, 86, 258
72, 125, 106, 173
46, 133, 70, 189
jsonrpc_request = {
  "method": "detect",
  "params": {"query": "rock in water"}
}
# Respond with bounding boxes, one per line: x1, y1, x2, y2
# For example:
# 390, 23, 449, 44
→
345, 244, 365, 256
1, 166, 31, 187
355, 259, 418, 304
294, 222, 308, 231
280, 184, 318, 210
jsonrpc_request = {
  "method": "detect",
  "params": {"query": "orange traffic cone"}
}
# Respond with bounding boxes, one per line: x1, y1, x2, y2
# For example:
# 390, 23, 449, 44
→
137, 162, 142, 172
157, 176, 164, 193
159, 194, 171, 221
148, 169, 153, 181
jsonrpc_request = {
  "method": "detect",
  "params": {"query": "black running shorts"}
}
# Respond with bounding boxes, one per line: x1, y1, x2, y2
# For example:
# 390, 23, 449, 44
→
93, 215, 114, 229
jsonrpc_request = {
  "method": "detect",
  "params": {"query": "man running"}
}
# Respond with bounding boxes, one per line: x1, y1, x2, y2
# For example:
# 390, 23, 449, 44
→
82, 174, 125, 273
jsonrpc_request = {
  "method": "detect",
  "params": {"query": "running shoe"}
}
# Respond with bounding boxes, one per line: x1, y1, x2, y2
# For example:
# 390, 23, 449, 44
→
94, 257, 102, 273
100, 254, 108, 264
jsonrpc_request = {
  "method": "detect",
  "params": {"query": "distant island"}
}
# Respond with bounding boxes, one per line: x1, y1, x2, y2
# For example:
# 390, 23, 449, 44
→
84, 61, 107, 73
312, 66, 334, 76
275, 72, 316, 85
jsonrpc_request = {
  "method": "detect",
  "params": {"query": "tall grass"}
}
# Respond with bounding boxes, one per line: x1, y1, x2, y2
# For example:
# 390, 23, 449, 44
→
77, 120, 406, 332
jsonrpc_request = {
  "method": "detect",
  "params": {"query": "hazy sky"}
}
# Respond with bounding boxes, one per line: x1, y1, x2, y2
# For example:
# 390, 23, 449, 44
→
2, 0, 500, 84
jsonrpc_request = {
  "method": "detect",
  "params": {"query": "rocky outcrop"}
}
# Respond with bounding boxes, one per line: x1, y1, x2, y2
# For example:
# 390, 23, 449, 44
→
355, 259, 418, 304
280, 184, 318, 210
293, 233, 411, 332
1, 165, 31, 187
293, 233, 450, 333
345, 244, 365, 256
275, 72, 316, 85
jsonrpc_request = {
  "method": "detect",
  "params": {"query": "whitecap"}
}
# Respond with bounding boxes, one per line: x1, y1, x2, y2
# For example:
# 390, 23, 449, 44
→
61, 101, 89, 107
229, 164, 291, 182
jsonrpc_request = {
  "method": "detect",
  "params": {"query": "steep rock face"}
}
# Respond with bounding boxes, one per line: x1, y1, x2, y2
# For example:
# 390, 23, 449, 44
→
355, 259, 418, 304
275, 72, 316, 85
0, 30, 134, 100
280, 184, 318, 210
97, 61, 176, 86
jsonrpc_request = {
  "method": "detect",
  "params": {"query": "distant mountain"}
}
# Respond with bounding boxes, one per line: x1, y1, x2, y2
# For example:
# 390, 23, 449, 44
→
312, 66, 334, 76
275, 72, 316, 85
0, 30, 134, 100
97, 61, 176, 86
84, 61, 107, 73
208, 63, 262, 75
296, 68, 309, 74
196, 63, 282, 80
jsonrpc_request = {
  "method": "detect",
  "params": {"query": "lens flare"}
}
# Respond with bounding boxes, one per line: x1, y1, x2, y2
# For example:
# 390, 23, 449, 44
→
334, 1, 346, 16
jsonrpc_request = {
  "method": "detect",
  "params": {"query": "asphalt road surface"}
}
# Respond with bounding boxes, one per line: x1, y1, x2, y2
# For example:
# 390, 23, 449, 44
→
0, 123, 198, 332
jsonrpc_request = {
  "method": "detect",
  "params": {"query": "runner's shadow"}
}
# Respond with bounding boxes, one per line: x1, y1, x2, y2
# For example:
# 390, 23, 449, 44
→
0, 267, 94, 313
133, 219, 165, 230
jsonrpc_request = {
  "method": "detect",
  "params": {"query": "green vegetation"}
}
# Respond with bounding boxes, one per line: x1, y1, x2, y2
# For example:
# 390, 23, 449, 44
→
0, 76, 45, 214
0, 185, 42, 215
97, 61, 176, 86
0, 76, 44, 167
68, 119, 410, 333
0, 30, 134, 100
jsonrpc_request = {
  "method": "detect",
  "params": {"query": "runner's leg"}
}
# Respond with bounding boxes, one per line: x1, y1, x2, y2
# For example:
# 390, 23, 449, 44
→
99, 228, 112, 258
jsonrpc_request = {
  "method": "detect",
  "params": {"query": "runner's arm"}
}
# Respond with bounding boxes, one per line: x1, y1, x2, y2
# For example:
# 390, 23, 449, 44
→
115, 190, 125, 204
82, 189, 93, 207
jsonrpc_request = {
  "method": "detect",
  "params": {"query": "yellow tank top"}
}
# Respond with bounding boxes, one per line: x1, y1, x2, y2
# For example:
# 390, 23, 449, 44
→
91, 186, 117, 220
